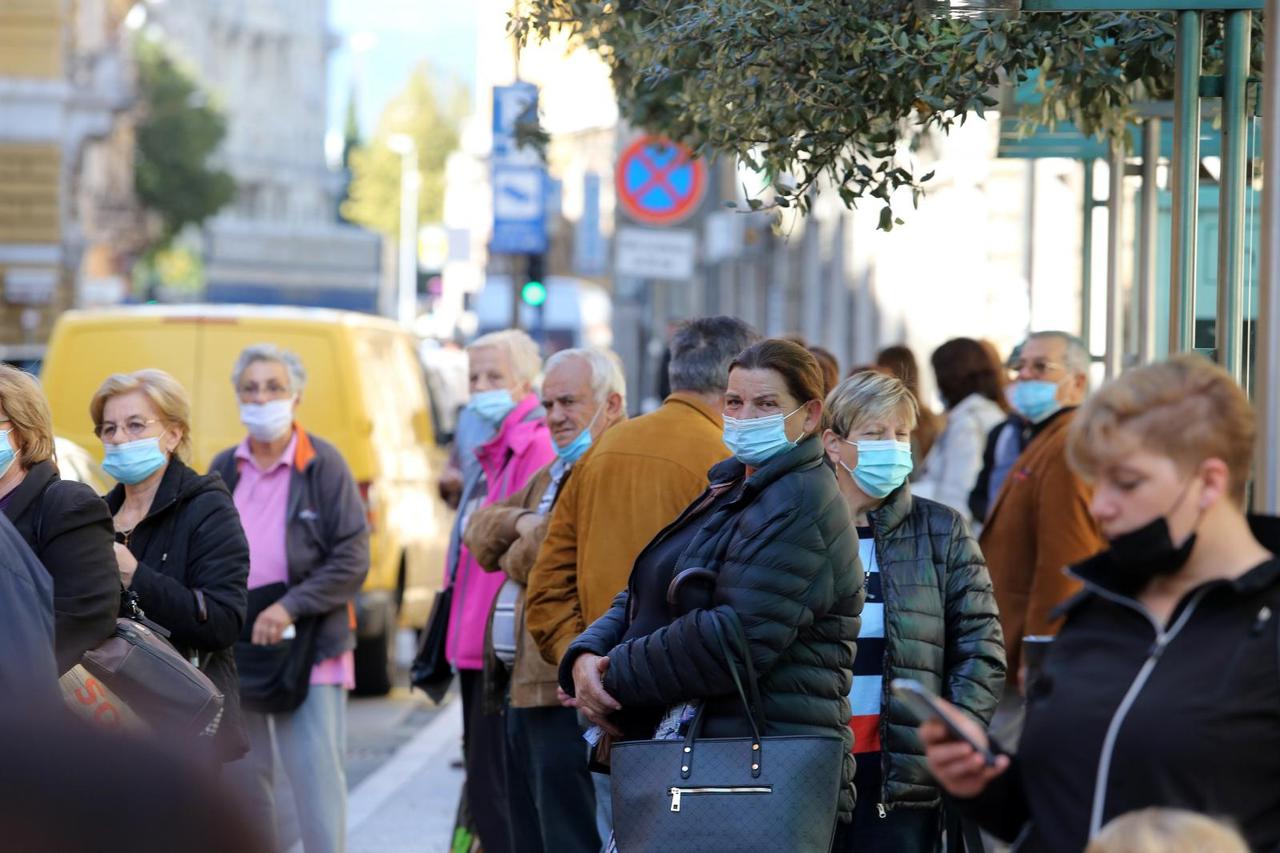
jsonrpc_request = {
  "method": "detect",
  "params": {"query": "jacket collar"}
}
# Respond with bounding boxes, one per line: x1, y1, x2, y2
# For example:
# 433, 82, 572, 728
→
664, 391, 723, 430
869, 482, 913, 536
292, 423, 317, 472
105, 455, 193, 517
476, 393, 545, 470
1062, 514, 1280, 613
707, 434, 827, 498
2, 460, 58, 522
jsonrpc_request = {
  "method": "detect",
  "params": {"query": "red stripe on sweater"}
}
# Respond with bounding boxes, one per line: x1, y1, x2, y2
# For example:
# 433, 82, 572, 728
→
849, 714, 881, 754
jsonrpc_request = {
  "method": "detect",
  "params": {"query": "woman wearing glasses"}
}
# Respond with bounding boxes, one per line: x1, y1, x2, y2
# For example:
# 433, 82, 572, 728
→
0, 364, 118, 673
92, 369, 250, 761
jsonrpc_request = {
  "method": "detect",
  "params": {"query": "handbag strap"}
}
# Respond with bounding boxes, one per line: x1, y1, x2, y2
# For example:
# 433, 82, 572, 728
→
679, 612, 766, 780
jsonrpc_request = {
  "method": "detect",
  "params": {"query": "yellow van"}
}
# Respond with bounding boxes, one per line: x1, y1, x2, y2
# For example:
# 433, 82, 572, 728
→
43, 305, 450, 694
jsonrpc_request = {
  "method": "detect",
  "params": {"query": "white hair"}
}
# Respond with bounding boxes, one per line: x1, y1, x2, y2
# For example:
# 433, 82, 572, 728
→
232, 344, 307, 393
467, 329, 542, 387
545, 347, 627, 406
1027, 331, 1091, 377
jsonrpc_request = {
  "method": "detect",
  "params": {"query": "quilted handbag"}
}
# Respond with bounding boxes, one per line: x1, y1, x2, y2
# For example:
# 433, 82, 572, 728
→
609, 614, 844, 852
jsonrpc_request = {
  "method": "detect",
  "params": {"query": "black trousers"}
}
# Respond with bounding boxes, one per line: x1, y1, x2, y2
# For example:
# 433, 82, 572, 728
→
460, 670, 513, 853
505, 705, 600, 853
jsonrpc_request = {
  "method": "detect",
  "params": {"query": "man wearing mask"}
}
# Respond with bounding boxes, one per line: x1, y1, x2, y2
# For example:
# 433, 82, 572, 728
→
526, 315, 759, 838
214, 345, 370, 853
979, 331, 1105, 698
463, 347, 626, 853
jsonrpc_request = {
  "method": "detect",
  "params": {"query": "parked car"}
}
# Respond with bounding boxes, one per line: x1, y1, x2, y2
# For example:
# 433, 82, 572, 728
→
42, 305, 451, 694
54, 436, 113, 494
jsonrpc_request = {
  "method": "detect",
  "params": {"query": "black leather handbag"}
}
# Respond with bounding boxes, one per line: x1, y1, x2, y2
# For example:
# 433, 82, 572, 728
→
234, 582, 319, 714
609, 614, 844, 853
409, 585, 454, 703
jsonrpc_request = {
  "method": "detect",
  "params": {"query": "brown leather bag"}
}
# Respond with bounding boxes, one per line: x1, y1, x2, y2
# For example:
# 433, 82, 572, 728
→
80, 593, 225, 740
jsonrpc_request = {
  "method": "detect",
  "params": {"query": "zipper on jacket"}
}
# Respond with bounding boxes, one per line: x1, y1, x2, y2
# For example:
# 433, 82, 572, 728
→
1077, 580, 1211, 840
669, 785, 771, 812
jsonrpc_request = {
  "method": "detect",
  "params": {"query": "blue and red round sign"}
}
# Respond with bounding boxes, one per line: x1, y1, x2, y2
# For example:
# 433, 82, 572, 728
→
616, 136, 708, 226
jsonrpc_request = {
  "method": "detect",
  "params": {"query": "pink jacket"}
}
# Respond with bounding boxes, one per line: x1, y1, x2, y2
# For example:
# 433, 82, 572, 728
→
447, 393, 554, 670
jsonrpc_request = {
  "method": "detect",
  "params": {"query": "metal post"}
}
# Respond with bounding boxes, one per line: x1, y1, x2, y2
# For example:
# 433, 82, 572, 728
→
1105, 140, 1126, 378
1138, 118, 1161, 363
1081, 158, 1096, 345
1169, 10, 1202, 352
1254, 0, 1280, 513
1217, 10, 1251, 379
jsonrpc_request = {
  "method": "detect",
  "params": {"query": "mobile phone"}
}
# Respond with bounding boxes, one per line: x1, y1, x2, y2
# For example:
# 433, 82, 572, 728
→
890, 678, 998, 767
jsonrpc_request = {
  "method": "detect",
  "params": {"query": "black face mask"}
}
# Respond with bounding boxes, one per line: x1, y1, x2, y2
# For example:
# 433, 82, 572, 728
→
1105, 515, 1198, 596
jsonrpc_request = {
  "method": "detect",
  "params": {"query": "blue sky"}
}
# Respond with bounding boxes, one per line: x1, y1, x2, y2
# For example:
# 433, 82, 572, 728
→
326, 0, 477, 140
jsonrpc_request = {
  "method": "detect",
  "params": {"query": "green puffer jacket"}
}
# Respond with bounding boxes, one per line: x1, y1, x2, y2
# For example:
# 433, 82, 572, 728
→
562, 436, 865, 818
867, 484, 1006, 813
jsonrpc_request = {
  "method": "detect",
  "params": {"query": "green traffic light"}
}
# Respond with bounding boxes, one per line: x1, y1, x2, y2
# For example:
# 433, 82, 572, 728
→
521, 279, 547, 307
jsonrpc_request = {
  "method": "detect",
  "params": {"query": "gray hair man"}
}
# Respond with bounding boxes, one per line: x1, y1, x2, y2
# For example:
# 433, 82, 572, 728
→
525, 316, 759, 839
462, 346, 626, 853
979, 330, 1104, 743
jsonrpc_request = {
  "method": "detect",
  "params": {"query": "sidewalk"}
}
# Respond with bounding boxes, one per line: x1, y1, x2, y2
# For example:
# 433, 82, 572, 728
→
346, 697, 464, 852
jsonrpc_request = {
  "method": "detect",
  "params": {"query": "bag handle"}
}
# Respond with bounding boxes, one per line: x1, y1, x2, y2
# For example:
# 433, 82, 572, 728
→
679, 612, 766, 780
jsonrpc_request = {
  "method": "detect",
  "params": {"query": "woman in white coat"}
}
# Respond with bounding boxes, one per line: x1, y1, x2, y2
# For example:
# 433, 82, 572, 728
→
914, 338, 1008, 527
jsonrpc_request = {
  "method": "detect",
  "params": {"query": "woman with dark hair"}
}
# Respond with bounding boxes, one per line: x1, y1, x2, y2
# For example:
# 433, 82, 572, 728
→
875, 344, 943, 469
564, 339, 865, 843
913, 338, 1008, 525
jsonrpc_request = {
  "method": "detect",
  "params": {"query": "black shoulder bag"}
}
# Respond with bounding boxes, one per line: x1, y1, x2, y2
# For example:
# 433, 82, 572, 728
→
234, 582, 320, 714
608, 613, 845, 853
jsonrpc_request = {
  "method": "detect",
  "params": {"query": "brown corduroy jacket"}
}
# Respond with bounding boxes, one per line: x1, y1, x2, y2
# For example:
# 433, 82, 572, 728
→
463, 465, 560, 708
526, 392, 730, 666
979, 409, 1105, 682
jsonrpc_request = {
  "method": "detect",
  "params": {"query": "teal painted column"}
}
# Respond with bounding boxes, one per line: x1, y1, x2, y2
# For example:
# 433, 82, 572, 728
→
1169, 10, 1202, 352
1255, 0, 1280, 513
1217, 9, 1251, 379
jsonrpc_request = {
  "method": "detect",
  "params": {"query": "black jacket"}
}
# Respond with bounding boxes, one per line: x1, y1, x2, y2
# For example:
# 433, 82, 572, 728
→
211, 428, 370, 663
4, 461, 120, 673
866, 485, 1005, 815
0, 512, 58, 703
564, 437, 865, 817
105, 458, 250, 760
962, 519, 1280, 852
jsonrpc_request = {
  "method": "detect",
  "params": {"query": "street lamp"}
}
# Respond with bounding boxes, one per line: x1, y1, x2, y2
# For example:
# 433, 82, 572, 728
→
388, 133, 421, 329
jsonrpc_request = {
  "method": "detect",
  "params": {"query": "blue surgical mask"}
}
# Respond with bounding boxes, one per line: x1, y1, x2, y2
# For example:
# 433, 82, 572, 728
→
723, 406, 804, 467
102, 437, 168, 485
840, 439, 913, 499
468, 389, 517, 425
0, 430, 15, 479
554, 404, 604, 464
1007, 380, 1063, 424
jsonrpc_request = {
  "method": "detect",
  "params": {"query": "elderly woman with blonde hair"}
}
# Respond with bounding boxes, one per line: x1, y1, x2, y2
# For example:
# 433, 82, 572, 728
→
93, 368, 250, 762
821, 370, 1005, 852
1086, 809, 1249, 853
0, 364, 118, 673
923, 354, 1280, 852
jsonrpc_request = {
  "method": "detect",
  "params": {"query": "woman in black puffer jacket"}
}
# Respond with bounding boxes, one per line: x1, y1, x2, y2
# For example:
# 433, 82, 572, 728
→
563, 340, 865, 830
822, 371, 1006, 851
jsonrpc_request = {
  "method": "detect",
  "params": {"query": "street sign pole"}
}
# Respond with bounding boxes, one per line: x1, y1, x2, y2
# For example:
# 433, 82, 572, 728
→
1170, 10, 1203, 353
1216, 9, 1251, 378
1254, 0, 1280, 513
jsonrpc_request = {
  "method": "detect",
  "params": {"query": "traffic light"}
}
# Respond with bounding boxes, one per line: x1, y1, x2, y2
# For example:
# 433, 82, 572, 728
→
520, 254, 547, 307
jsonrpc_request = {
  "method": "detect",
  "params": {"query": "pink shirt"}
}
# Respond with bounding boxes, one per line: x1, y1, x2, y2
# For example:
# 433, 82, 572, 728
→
234, 435, 355, 689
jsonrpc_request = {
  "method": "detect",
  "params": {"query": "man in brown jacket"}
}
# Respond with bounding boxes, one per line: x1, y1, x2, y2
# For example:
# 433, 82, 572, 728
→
463, 347, 626, 853
980, 331, 1106, 688
525, 316, 758, 834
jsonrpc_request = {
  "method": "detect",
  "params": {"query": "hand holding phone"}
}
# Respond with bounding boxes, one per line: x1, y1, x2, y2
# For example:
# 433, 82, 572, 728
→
890, 678, 997, 767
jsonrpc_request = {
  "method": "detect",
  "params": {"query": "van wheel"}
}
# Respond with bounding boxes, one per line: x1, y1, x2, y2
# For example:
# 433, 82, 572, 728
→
353, 605, 396, 697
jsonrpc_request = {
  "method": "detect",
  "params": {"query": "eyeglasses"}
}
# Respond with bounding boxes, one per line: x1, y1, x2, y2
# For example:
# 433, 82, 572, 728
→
95, 418, 160, 440
1007, 359, 1065, 380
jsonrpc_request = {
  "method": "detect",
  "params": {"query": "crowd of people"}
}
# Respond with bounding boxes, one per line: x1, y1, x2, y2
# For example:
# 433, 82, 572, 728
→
5, 315, 1279, 853
440, 319, 1280, 853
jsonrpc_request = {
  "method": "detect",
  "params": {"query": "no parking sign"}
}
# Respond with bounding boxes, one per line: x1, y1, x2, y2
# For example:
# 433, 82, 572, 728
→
615, 136, 708, 227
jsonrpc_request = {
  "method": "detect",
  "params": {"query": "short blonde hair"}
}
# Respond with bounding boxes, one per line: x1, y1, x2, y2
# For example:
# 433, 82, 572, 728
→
1085, 808, 1249, 853
90, 369, 193, 461
0, 364, 55, 469
1068, 354, 1254, 505
825, 371, 920, 438
467, 329, 542, 388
